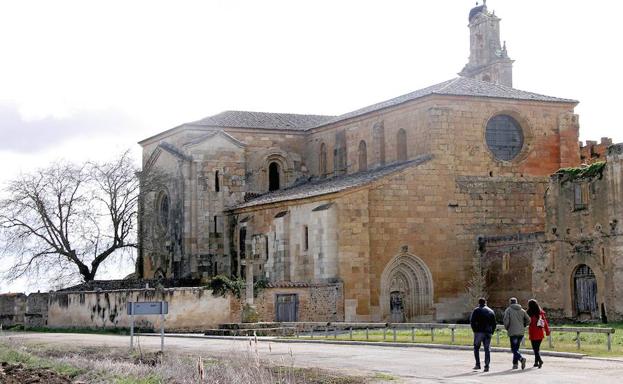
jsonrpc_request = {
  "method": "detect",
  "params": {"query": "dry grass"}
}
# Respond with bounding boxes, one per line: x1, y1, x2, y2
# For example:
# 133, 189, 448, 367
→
0, 336, 369, 384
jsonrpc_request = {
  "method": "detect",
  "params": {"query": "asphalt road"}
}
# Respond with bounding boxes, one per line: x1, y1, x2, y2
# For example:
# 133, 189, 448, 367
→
4, 332, 622, 383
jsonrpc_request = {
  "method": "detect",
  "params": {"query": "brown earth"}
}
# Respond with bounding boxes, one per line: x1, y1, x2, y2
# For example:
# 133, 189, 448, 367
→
0, 362, 72, 384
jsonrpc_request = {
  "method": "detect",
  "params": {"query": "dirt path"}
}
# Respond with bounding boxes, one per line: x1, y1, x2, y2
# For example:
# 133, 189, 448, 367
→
4, 332, 623, 383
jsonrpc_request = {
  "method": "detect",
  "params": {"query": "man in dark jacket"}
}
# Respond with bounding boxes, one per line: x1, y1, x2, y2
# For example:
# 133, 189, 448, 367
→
470, 297, 497, 372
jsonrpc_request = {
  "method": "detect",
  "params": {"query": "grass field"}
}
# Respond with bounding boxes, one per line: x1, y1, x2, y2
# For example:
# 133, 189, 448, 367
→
296, 322, 623, 357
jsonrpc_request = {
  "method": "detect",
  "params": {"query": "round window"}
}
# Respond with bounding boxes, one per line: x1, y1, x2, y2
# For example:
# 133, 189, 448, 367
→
159, 193, 170, 229
485, 114, 524, 161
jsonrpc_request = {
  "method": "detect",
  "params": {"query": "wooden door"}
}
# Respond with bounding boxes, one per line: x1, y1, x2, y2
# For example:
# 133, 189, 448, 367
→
574, 265, 598, 316
276, 294, 298, 322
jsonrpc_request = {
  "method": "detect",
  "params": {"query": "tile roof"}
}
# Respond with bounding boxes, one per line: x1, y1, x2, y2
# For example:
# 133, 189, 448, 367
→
319, 77, 577, 127
181, 77, 576, 133
230, 154, 433, 210
188, 110, 336, 131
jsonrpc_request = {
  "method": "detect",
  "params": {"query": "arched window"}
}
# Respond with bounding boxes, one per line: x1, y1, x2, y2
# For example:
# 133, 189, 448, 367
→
358, 140, 367, 172
373, 122, 386, 166
215, 170, 220, 192
159, 193, 170, 229
485, 114, 524, 161
319, 143, 327, 176
269, 162, 280, 191
334, 131, 347, 175
397, 129, 407, 161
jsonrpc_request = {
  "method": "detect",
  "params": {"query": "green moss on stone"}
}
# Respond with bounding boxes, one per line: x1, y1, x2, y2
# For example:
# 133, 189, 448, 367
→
556, 161, 606, 180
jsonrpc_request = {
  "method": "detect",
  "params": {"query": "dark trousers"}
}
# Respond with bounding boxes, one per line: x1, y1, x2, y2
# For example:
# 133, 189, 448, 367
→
531, 339, 543, 364
509, 335, 524, 364
473, 332, 492, 367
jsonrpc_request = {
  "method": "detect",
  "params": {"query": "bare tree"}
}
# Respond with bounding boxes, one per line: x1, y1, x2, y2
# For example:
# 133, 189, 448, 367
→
0, 151, 159, 286
465, 250, 488, 311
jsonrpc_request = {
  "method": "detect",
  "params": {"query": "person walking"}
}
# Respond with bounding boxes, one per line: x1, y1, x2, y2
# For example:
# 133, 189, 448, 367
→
503, 297, 530, 369
527, 299, 550, 368
470, 297, 497, 372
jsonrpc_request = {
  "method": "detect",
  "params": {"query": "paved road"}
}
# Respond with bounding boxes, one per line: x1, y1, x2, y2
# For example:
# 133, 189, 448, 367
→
4, 332, 622, 383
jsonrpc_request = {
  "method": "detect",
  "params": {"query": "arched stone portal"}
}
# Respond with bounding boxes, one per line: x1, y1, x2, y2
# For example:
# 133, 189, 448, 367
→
380, 250, 434, 322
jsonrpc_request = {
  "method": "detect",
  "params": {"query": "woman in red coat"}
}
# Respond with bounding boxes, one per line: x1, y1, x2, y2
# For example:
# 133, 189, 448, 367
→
527, 299, 550, 368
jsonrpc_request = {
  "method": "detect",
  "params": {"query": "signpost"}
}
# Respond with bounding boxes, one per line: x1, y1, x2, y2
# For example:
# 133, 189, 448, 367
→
127, 301, 168, 352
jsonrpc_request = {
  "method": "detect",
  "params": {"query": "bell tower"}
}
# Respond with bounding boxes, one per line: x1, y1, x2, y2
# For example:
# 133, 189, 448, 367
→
459, 1, 514, 87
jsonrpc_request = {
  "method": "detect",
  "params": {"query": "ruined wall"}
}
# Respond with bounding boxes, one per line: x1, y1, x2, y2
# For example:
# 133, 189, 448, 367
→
0, 292, 47, 328
46, 288, 233, 331
580, 137, 613, 165
24, 293, 49, 328
0, 293, 26, 327
535, 144, 623, 321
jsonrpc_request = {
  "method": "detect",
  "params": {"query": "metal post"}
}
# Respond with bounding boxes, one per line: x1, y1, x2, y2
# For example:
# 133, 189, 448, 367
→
607, 332, 612, 352
310, 328, 314, 339
431, 328, 434, 342
325, 327, 328, 339
393, 327, 397, 342
160, 312, 164, 352
334, 326, 337, 339
451, 328, 455, 344
365, 328, 369, 341
496, 329, 500, 346
411, 328, 415, 342
130, 303, 135, 350
349, 327, 353, 340
577, 331, 581, 350
383, 327, 387, 341
548, 332, 553, 349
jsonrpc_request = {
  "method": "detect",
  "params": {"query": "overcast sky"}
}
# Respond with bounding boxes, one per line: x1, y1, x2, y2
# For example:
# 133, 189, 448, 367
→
1, 0, 622, 292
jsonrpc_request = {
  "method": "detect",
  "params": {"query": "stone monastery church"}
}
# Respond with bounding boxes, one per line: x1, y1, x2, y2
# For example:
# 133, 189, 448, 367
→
138, 3, 623, 323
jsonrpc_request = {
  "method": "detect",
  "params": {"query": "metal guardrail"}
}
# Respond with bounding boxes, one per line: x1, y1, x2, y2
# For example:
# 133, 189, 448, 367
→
285, 322, 616, 352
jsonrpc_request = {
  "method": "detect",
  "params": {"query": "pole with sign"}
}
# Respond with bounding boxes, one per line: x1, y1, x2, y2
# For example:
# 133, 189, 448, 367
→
127, 301, 168, 352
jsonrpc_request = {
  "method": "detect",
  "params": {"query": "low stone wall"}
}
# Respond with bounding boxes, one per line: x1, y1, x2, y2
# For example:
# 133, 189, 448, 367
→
47, 287, 233, 332
2, 282, 344, 330
25, 293, 49, 328
230, 283, 344, 323
0, 293, 27, 327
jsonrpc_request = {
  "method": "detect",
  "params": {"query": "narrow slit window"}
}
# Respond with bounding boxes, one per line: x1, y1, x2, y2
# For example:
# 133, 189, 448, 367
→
303, 225, 309, 251
215, 171, 220, 192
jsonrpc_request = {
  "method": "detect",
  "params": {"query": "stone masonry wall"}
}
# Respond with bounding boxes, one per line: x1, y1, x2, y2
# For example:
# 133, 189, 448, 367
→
535, 144, 623, 321
230, 284, 344, 323
0, 293, 26, 327
47, 288, 233, 331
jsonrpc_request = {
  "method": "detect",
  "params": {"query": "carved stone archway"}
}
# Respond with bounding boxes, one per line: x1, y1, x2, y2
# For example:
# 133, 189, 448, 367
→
380, 249, 434, 322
